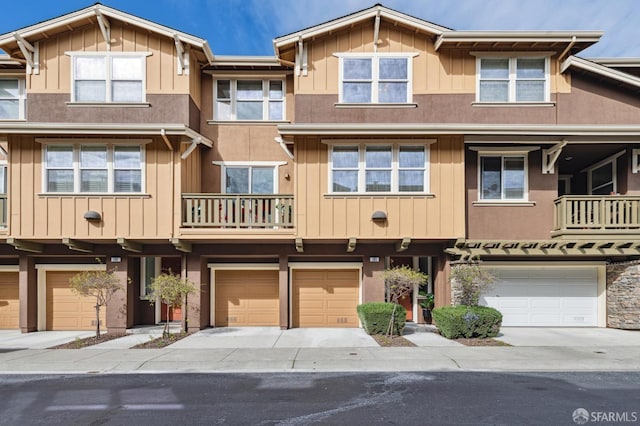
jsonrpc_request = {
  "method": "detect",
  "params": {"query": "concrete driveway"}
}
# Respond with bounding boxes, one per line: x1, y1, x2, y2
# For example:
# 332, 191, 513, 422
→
0, 330, 95, 349
495, 327, 640, 347
169, 327, 380, 349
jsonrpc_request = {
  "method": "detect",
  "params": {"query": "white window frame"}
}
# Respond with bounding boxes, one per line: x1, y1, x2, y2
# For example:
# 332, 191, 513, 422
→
475, 54, 550, 103
327, 141, 432, 194
0, 77, 26, 120
336, 53, 416, 104
477, 152, 529, 202
214, 161, 285, 194
584, 151, 625, 195
41, 142, 146, 194
214, 78, 286, 121
140, 256, 161, 299
67, 52, 149, 103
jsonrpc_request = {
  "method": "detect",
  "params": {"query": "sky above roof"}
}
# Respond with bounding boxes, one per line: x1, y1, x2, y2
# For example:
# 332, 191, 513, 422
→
1, 0, 639, 58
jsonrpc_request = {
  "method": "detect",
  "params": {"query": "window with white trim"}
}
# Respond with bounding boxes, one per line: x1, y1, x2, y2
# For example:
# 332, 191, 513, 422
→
223, 165, 276, 194
479, 155, 527, 200
330, 144, 428, 193
72, 54, 146, 103
44, 144, 144, 193
215, 79, 285, 121
0, 78, 26, 119
477, 57, 548, 103
587, 159, 616, 195
338, 54, 413, 104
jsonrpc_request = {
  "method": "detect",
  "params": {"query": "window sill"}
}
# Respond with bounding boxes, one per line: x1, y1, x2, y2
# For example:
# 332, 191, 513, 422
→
472, 200, 536, 207
38, 192, 151, 198
334, 103, 418, 109
207, 120, 290, 125
0, 118, 26, 121
66, 102, 151, 108
325, 193, 435, 198
471, 102, 555, 107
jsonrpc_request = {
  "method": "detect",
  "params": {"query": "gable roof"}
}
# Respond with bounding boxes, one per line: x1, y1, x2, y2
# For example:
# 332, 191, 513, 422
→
561, 55, 640, 89
0, 3, 213, 64
273, 4, 450, 52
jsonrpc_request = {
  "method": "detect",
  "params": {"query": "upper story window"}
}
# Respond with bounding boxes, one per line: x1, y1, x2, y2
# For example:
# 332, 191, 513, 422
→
70, 53, 146, 103
479, 154, 527, 201
224, 165, 276, 194
215, 79, 285, 121
477, 56, 548, 103
329, 144, 429, 193
44, 144, 144, 193
0, 78, 26, 120
337, 53, 415, 104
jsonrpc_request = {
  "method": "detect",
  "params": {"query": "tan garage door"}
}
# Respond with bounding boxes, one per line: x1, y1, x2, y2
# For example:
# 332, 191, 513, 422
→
0, 273, 19, 329
215, 270, 279, 326
292, 269, 359, 328
46, 271, 106, 331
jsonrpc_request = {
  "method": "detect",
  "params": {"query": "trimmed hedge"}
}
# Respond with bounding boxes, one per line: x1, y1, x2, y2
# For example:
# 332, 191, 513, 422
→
357, 302, 406, 335
432, 305, 502, 339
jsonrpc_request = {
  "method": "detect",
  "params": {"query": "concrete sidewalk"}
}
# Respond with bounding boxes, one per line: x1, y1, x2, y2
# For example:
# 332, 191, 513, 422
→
1, 345, 639, 374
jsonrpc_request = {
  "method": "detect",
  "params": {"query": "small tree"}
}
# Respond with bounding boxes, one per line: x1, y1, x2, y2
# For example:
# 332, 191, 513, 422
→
383, 266, 428, 336
69, 269, 122, 339
450, 261, 496, 306
148, 272, 196, 337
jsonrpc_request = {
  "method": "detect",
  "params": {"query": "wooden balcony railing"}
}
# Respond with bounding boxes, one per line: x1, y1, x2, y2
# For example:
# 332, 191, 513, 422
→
553, 195, 640, 237
182, 194, 294, 228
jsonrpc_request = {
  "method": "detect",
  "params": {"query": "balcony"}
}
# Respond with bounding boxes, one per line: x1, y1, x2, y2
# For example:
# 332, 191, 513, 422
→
552, 195, 640, 239
182, 194, 294, 229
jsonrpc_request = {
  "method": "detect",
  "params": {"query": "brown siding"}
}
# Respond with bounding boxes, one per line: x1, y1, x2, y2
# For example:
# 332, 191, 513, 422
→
295, 136, 465, 239
27, 94, 191, 124
466, 149, 557, 240
9, 136, 174, 239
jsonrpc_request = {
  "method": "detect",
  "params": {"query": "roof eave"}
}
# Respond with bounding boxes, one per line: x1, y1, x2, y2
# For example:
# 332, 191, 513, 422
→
561, 56, 640, 89
434, 31, 603, 51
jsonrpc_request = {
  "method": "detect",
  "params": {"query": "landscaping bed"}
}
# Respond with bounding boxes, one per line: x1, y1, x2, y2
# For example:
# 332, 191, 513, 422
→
131, 332, 190, 349
372, 334, 417, 347
455, 338, 511, 347
49, 333, 127, 349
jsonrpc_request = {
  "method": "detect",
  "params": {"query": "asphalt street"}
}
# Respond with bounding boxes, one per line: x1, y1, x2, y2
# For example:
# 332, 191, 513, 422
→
1, 371, 639, 425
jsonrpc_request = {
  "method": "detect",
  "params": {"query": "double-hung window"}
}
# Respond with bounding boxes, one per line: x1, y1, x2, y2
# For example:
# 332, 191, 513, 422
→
338, 53, 413, 104
477, 56, 548, 103
479, 155, 527, 201
330, 144, 429, 193
215, 79, 285, 121
0, 78, 26, 119
71, 54, 146, 103
44, 144, 144, 193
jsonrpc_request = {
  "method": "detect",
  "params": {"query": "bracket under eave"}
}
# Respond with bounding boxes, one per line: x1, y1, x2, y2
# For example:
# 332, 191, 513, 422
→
396, 237, 411, 252
347, 237, 357, 253
542, 140, 568, 174
13, 33, 39, 75
117, 238, 143, 253
62, 238, 95, 253
95, 8, 111, 51
171, 238, 192, 253
7, 237, 43, 253
295, 237, 304, 253
173, 34, 189, 75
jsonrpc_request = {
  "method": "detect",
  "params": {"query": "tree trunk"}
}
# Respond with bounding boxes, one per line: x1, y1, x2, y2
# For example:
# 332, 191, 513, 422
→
182, 294, 188, 334
165, 304, 170, 338
95, 304, 101, 339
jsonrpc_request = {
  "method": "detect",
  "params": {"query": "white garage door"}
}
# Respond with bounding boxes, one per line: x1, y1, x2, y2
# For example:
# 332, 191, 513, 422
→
480, 267, 598, 327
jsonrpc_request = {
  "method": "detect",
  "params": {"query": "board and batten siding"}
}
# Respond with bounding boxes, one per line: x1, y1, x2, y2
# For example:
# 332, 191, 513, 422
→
28, 23, 190, 95
295, 136, 465, 239
294, 20, 571, 95
9, 136, 174, 239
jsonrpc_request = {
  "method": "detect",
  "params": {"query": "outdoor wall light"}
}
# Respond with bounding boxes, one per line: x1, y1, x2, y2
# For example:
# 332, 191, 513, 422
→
84, 210, 102, 222
371, 210, 387, 221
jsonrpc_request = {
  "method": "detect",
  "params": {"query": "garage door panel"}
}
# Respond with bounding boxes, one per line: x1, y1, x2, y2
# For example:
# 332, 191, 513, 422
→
47, 271, 106, 331
215, 270, 279, 327
0, 272, 19, 329
483, 267, 598, 327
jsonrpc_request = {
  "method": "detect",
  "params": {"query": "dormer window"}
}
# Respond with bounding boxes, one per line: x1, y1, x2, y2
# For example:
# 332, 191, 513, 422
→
337, 53, 415, 104
476, 56, 549, 103
69, 53, 147, 103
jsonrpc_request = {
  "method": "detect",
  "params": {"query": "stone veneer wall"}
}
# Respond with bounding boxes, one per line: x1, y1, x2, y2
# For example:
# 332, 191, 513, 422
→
607, 261, 640, 329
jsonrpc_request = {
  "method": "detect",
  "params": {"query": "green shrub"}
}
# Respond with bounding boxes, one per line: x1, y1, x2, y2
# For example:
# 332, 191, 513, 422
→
432, 305, 502, 339
357, 302, 406, 335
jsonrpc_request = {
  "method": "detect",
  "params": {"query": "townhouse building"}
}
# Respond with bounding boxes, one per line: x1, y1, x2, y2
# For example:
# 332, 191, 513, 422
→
0, 3, 639, 333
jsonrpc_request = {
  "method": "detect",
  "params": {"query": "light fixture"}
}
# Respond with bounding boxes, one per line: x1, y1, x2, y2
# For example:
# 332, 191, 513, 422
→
371, 211, 387, 221
84, 211, 102, 222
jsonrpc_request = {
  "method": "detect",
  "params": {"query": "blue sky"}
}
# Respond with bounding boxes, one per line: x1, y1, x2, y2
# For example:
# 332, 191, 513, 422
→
1, 0, 639, 58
